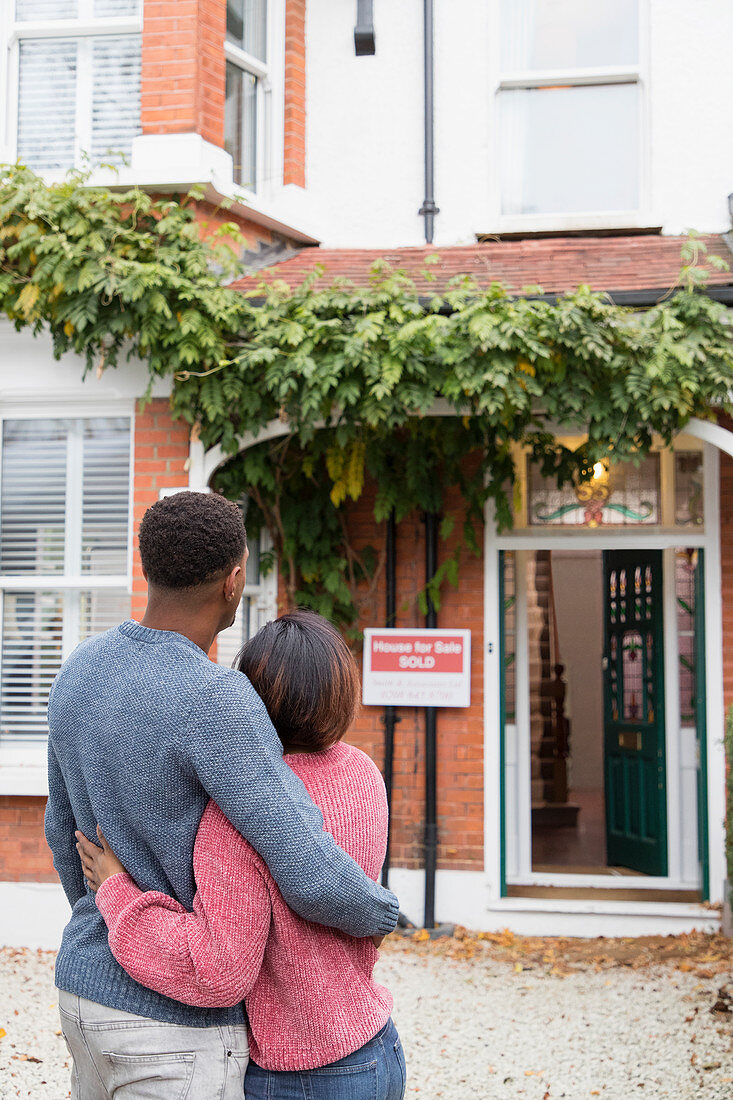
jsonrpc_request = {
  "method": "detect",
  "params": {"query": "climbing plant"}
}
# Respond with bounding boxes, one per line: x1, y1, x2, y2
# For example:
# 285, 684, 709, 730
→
2, 165, 733, 626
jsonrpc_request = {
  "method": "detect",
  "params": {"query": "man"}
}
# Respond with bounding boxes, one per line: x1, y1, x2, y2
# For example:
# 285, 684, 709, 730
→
45, 491, 398, 1098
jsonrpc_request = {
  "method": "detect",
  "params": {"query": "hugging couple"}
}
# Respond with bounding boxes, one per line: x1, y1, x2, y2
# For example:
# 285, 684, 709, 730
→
45, 490, 406, 1099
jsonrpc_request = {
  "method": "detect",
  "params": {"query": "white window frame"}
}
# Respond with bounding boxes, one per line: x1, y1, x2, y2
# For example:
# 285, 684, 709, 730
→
0, 0, 143, 176
489, 436, 715, 893
491, 0, 651, 234
0, 401, 134, 795
215, 527, 278, 669
223, 0, 285, 197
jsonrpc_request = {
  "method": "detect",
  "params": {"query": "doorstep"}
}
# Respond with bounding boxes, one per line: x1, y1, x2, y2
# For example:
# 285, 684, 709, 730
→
484, 896, 721, 938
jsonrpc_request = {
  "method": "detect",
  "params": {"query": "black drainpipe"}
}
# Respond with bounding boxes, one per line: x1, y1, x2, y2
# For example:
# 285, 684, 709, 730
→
381, 509, 399, 889
418, 0, 439, 244
423, 510, 439, 928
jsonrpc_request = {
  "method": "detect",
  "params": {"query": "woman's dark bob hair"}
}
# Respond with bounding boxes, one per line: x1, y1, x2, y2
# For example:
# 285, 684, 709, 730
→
235, 610, 360, 752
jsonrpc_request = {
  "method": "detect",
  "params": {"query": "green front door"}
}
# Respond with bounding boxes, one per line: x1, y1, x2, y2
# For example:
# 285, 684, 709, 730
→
603, 550, 668, 876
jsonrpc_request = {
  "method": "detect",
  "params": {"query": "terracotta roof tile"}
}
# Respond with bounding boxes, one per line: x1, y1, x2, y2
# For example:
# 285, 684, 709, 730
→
231, 234, 733, 296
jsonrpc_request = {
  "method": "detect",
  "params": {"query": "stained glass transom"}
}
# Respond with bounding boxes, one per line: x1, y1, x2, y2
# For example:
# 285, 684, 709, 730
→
528, 453, 660, 527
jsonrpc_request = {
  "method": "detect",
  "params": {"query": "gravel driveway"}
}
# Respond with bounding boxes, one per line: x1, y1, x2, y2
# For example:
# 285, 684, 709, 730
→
1, 939, 731, 1099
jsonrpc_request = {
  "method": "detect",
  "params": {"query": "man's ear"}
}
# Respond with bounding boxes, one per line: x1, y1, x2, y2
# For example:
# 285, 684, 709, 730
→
223, 564, 243, 602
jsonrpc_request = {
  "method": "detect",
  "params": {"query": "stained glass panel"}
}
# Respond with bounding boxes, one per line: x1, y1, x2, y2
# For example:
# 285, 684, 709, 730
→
675, 452, 704, 527
621, 631, 643, 720
528, 453, 659, 526
676, 549, 697, 725
502, 552, 516, 723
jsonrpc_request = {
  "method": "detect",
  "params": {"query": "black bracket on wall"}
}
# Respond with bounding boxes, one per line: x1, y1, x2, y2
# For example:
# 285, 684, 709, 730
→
354, 0, 376, 55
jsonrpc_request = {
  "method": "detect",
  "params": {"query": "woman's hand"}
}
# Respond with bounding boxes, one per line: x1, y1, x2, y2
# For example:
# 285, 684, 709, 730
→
75, 826, 127, 893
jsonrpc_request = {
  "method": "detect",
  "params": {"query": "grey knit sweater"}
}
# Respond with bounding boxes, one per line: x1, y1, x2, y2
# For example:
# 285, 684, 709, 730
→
45, 621, 399, 1027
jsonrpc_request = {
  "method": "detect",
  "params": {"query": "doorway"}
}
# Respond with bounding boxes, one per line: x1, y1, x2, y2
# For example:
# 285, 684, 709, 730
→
501, 545, 706, 890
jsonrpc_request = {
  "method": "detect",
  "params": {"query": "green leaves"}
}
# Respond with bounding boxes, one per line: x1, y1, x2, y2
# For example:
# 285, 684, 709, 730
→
2, 167, 733, 627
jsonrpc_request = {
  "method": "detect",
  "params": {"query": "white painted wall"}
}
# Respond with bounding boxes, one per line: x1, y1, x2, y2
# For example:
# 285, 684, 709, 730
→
0, 322, 170, 405
302, 0, 733, 246
552, 551, 604, 790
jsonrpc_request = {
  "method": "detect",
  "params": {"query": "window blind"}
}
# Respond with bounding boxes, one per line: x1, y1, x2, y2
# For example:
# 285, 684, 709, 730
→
1, 587, 130, 744
16, 0, 78, 19
1, 590, 64, 744
16, 33, 141, 171
81, 418, 131, 574
94, 0, 140, 15
0, 418, 131, 746
1, 419, 130, 576
1, 420, 68, 575
18, 39, 78, 171
91, 35, 142, 166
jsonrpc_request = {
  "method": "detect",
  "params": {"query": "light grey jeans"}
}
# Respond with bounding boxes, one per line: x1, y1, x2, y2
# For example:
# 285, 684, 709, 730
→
58, 990, 249, 1099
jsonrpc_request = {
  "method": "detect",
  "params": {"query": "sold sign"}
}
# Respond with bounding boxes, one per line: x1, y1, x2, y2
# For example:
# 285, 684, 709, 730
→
363, 628, 471, 708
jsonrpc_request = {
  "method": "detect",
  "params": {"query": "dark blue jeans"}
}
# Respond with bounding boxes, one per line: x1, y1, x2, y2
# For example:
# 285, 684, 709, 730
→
244, 1019, 406, 1100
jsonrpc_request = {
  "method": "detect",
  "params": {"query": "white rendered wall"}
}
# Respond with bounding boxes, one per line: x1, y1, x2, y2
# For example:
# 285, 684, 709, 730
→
303, 0, 733, 247
0, 322, 170, 405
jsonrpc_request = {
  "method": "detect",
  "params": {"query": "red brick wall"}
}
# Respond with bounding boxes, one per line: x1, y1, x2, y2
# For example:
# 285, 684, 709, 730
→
284, 0, 307, 187
336, 480, 485, 873
0, 797, 52, 881
131, 399, 191, 621
141, 1, 308, 189
141, 1, 226, 145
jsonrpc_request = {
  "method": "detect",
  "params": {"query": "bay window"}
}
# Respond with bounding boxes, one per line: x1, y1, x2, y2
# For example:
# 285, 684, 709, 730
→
497, 0, 643, 219
0, 416, 132, 750
224, 0, 268, 191
9, 0, 142, 171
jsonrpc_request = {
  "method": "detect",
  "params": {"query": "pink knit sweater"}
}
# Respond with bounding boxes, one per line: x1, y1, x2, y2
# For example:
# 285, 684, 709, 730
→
95, 741, 393, 1071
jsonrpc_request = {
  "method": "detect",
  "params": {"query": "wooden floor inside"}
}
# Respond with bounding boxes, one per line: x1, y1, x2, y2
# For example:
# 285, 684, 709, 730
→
525, 788, 701, 900
507, 884, 701, 902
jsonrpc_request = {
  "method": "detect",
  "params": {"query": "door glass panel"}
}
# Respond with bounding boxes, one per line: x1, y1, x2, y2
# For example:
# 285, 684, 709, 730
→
621, 631, 643, 719
502, 551, 516, 723
676, 549, 697, 726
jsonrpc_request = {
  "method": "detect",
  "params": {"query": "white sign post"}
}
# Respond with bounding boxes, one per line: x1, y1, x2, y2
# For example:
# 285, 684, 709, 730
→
362, 628, 471, 708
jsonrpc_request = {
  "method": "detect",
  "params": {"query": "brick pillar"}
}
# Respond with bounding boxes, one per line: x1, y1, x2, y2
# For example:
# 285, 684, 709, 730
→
141, 0, 226, 146
0, 797, 54, 881
131, 399, 191, 622
284, 0, 306, 186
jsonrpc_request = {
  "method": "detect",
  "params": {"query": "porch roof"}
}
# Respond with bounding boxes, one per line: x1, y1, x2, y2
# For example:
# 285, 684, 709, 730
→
231, 233, 733, 299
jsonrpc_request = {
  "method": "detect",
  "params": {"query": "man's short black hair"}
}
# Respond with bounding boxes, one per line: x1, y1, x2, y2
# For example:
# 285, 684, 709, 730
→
138, 491, 246, 589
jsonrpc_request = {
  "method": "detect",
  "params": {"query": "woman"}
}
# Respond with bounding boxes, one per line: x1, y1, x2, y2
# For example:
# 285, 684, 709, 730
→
76, 610, 406, 1100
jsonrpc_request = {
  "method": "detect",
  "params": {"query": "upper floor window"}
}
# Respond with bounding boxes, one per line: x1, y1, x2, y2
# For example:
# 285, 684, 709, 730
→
224, 0, 267, 190
11, 0, 142, 172
498, 0, 641, 219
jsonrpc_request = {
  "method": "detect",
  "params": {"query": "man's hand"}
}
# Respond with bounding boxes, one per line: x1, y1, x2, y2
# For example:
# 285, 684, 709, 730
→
75, 827, 127, 893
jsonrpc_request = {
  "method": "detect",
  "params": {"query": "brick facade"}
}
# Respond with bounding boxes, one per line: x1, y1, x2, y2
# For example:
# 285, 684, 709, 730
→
284, 0, 307, 187
141, 0, 307, 187
141, 0, 226, 146
326, 478, 485, 873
